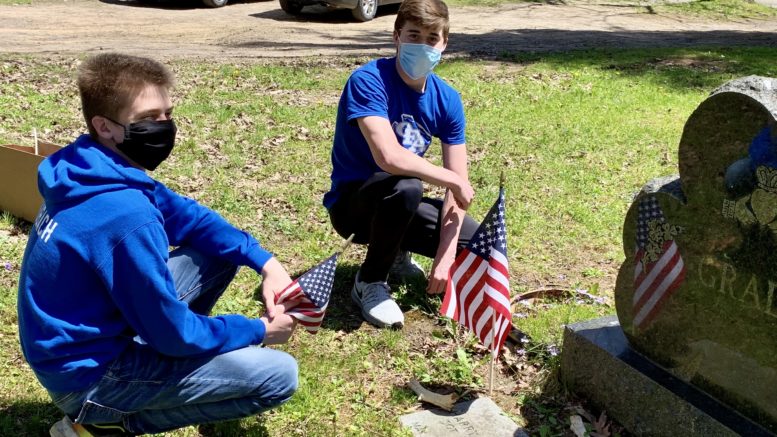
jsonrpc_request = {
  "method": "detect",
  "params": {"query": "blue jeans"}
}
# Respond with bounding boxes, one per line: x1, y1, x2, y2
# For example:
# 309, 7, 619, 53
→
48, 246, 298, 434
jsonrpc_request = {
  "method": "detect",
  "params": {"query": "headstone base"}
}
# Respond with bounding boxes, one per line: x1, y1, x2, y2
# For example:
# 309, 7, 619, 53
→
561, 316, 772, 436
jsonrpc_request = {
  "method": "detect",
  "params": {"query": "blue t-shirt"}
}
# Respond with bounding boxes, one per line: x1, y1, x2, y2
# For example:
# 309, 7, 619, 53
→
323, 57, 466, 209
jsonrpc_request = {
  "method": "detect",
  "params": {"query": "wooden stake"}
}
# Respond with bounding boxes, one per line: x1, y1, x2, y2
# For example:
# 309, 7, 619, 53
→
33, 128, 38, 156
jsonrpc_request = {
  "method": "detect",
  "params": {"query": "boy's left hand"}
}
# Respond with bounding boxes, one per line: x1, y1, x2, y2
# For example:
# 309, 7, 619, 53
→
260, 257, 296, 318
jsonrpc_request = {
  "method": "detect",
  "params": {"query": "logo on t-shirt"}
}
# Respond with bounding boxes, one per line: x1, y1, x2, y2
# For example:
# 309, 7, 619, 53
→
393, 114, 431, 156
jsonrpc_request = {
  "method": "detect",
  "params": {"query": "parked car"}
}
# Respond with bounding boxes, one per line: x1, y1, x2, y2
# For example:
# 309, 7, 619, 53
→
279, 0, 401, 21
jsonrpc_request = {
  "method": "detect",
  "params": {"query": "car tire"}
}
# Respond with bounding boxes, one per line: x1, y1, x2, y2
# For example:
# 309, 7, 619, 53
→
279, 0, 304, 14
351, 0, 377, 21
202, 0, 228, 7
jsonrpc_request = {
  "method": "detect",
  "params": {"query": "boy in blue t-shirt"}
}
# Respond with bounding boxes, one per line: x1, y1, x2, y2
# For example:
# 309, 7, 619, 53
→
19, 53, 301, 437
324, 0, 479, 329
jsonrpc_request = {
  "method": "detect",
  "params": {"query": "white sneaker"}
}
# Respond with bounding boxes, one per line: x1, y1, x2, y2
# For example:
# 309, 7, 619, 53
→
351, 273, 404, 329
389, 251, 425, 281
50, 417, 81, 437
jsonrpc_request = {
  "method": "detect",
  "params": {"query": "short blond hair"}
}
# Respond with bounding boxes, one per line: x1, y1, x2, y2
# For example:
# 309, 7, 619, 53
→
78, 53, 173, 137
394, 0, 450, 40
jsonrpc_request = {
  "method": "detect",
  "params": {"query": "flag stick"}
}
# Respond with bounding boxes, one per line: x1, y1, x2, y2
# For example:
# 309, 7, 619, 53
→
33, 128, 38, 156
340, 233, 355, 254
490, 171, 506, 397
489, 310, 496, 396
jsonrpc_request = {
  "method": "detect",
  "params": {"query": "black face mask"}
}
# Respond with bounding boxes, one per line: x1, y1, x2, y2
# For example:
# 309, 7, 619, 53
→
107, 117, 177, 171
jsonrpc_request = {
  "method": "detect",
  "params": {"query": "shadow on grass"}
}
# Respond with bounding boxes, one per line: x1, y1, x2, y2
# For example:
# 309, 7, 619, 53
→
495, 46, 777, 90
99, 0, 270, 10
0, 400, 62, 436
518, 363, 631, 436
250, 3, 401, 23
198, 416, 270, 437
320, 263, 364, 332
0, 400, 271, 436
316, 262, 435, 331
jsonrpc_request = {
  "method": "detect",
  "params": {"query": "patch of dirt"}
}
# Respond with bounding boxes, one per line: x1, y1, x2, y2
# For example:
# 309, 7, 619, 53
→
1, 0, 776, 60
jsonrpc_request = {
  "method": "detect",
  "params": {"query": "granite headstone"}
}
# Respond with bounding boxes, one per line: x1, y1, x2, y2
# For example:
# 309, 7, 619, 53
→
613, 76, 777, 432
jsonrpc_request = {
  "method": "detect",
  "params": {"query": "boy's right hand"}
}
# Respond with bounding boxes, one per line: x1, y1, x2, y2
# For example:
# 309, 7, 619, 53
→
260, 313, 297, 345
260, 257, 296, 319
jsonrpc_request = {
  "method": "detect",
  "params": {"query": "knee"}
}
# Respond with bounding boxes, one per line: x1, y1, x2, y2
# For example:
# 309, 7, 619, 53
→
384, 178, 423, 213
264, 352, 298, 403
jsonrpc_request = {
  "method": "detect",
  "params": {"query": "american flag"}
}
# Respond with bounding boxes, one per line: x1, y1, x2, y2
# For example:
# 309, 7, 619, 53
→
274, 254, 338, 334
440, 188, 511, 355
632, 195, 686, 329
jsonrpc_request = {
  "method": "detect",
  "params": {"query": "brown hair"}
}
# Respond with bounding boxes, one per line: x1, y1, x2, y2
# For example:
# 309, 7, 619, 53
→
77, 53, 173, 137
394, 0, 450, 40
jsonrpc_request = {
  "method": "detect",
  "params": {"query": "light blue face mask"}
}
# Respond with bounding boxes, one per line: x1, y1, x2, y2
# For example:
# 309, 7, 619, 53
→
399, 42, 442, 80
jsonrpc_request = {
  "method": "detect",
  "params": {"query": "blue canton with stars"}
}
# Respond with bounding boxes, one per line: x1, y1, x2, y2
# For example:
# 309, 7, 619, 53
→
298, 254, 338, 308
636, 196, 665, 250
466, 188, 507, 258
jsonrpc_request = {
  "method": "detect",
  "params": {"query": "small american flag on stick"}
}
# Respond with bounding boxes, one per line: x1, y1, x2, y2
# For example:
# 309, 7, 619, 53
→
440, 186, 511, 355
275, 235, 352, 333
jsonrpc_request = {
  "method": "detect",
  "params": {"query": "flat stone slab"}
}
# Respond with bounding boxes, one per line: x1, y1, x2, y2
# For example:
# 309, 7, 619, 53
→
561, 316, 772, 436
399, 397, 527, 437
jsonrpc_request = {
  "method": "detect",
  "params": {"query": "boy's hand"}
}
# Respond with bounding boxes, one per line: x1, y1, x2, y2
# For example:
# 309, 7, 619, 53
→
260, 313, 298, 345
427, 255, 453, 295
260, 257, 294, 319
450, 176, 474, 210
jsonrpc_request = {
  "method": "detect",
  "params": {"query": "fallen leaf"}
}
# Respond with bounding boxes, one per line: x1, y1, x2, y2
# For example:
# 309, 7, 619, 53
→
591, 411, 611, 437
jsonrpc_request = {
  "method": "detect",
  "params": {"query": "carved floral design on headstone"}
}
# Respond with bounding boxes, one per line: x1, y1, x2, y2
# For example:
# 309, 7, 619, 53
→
615, 76, 777, 432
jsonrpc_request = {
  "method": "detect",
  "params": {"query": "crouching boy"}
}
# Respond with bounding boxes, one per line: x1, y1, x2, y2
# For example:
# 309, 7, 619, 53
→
18, 53, 299, 436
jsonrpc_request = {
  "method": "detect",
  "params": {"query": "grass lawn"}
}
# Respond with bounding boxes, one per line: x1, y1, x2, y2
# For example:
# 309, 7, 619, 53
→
1, 31, 777, 437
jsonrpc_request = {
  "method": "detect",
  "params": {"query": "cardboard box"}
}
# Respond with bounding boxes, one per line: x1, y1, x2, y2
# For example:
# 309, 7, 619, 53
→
0, 141, 63, 222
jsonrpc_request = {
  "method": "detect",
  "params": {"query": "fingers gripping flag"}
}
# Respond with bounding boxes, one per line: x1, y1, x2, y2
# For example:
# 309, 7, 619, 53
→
275, 254, 338, 334
440, 187, 511, 355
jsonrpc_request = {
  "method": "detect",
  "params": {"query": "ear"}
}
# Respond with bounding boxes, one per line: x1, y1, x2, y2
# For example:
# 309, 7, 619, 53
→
392, 29, 400, 46
91, 115, 117, 142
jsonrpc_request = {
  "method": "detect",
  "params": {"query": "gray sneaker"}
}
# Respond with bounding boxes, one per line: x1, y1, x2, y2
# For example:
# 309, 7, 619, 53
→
389, 251, 425, 281
351, 274, 404, 329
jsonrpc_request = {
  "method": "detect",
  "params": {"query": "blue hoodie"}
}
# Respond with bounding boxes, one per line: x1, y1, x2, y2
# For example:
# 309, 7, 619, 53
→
17, 134, 271, 393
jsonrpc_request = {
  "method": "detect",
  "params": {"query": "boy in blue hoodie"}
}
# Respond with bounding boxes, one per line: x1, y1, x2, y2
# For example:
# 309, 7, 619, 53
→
18, 53, 300, 437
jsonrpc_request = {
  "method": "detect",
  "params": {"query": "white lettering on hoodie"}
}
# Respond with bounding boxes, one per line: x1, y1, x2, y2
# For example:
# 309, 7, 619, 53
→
33, 205, 58, 243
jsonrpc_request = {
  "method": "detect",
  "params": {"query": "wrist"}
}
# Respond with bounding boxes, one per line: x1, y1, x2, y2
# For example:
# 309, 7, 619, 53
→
444, 169, 461, 189
254, 317, 268, 345
261, 257, 281, 278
